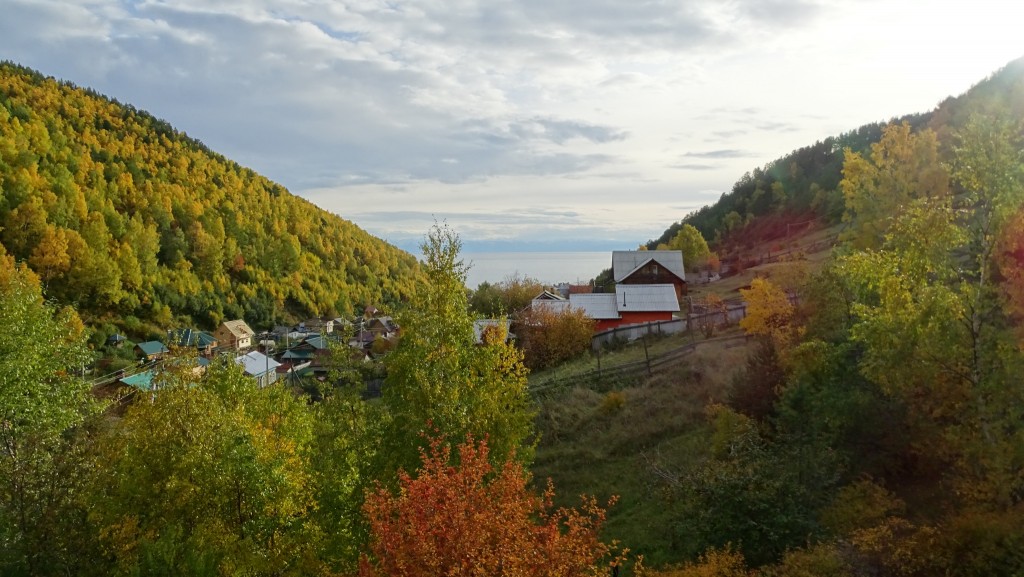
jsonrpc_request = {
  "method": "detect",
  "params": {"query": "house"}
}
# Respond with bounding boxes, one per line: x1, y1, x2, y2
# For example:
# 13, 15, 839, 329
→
214, 319, 255, 351
365, 316, 399, 339
106, 333, 127, 347
565, 284, 681, 332
134, 341, 169, 362
235, 351, 281, 388
120, 370, 156, 391
302, 317, 335, 334
531, 290, 571, 314
279, 334, 333, 373
612, 250, 688, 300
170, 328, 219, 356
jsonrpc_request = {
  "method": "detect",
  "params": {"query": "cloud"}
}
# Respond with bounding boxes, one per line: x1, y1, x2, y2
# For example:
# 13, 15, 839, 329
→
682, 149, 758, 159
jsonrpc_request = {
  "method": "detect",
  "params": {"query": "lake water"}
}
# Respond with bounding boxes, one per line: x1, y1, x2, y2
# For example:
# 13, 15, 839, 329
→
462, 252, 611, 288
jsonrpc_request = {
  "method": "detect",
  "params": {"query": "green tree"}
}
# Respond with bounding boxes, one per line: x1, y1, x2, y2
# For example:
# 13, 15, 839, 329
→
0, 249, 97, 575
379, 223, 534, 478
665, 224, 711, 273
89, 359, 322, 576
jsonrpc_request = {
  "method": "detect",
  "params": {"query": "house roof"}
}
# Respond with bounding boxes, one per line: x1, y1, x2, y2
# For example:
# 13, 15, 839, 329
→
121, 370, 155, 390
303, 335, 330, 349
282, 349, 315, 360
171, 328, 218, 348
612, 250, 686, 283
533, 290, 566, 301
220, 319, 255, 339
614, 284, 681, 312
235, 351, 281, 376
568, 293, 620, 320
136, 341, 169, 356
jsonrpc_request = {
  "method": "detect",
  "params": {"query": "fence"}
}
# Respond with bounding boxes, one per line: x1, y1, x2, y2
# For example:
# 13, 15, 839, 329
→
529, 333, 751, 398
590, 306, 749, 351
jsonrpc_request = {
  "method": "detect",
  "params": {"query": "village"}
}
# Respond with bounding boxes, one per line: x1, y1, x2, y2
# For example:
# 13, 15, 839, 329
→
100, 249, 700, 397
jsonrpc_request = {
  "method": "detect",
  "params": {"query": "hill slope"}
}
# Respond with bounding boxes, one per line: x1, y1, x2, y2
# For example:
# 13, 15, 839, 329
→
650, 55, 1024, 250
0, 62, 420, 338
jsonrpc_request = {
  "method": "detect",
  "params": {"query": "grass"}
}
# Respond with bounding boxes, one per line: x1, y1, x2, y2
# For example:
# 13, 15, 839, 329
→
529, 336, 753, 566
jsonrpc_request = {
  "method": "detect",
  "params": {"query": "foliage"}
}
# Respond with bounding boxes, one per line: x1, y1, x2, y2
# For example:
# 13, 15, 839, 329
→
738, 278, 795, 350
0, 62, 420, 334
469, 272, 545, 317
360, 435, 621, 577
839, 121, 949, 250
88, 359, 323, 576
517, 305, 596, 370
0, 249, 99, 575
657, 224, 710, 272
380, 223, 534, 478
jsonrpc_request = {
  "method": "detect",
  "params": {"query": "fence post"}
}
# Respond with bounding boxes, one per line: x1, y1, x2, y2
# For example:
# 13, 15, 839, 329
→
643, 334, 651, 376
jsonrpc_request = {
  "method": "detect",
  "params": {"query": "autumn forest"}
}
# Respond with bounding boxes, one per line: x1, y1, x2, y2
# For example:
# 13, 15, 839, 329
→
2, 57, 1024, 576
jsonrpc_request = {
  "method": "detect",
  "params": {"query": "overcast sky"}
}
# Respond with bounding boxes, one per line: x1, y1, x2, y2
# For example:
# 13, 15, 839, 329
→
2, 1, 1022, 253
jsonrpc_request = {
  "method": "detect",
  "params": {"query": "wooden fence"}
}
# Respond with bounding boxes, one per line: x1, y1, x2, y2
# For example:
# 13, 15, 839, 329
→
529, 333, 750, 398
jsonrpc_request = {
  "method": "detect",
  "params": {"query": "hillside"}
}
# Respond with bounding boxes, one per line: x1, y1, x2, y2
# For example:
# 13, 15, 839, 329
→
650, 56, 1024, 252
0, 62, 420, 340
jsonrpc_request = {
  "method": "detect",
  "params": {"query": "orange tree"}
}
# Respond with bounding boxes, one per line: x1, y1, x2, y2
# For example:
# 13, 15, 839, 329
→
360, 435, 621, 577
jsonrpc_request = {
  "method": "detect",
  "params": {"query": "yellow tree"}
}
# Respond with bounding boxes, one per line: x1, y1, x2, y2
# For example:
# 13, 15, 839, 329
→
840, 122, 948, 250
740, 278, 795, 350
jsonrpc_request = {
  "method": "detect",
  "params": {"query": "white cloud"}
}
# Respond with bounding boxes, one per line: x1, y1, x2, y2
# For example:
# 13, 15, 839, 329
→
2, 0, 1023, 252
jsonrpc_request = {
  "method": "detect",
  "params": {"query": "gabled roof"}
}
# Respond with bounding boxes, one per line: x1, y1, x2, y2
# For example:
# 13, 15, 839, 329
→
136, 341, 169, 356
235, 351, 281, 376
171, 328, 218, 348
612, 250, 686, 283
614, 284, 680, 312
533, 290, 566, 301
220, 319, 255, 339
568, 293, 620, 320
303, 335, 330, 350
121, 370, 155, 390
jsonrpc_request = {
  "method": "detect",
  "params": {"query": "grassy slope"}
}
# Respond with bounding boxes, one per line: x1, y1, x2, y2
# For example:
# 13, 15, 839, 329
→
529, 224, 837, 566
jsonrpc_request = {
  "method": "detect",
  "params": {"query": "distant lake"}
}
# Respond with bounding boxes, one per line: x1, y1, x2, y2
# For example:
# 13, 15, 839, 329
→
462, 252, 610, 288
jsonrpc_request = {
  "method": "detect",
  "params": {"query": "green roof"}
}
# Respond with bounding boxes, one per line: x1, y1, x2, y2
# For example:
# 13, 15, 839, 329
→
136, 341, 169, 356
121, 370, 155, 390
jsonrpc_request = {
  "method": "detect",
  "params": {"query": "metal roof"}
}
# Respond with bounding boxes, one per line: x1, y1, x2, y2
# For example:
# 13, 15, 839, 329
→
568, 293, 620, 320
136, 341, 169, 356
531, 299, 571, 314
235, 351, 281, 376
611, 250, 685, 282
614, 284, 680, 312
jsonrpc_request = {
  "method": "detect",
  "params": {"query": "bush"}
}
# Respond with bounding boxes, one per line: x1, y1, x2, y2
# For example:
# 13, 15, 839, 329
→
517, 306, 596, 370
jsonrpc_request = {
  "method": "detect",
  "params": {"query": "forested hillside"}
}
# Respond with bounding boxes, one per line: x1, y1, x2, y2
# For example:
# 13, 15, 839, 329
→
650, 56, 1024, 250
0, 62, 420, 338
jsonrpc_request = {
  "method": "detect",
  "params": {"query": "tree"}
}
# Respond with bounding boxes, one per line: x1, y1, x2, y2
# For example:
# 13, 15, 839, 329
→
739, 278, 795, 350
665, 224, 711, 273
0, 249, 97, 575
380, 223, 534, 477
517, 306, 596, 370
88, 359, 323, 576
360, 435, 620, 577
840, 122, 948, 250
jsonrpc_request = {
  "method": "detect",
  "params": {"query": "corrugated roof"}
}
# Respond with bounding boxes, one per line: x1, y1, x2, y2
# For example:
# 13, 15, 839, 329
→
614, 284, 680, 312
136, 341, 169, 356
121, 370, 155, 390
612, 250, 685, 282
235, 351, 281, 376
569, 293, 620, 320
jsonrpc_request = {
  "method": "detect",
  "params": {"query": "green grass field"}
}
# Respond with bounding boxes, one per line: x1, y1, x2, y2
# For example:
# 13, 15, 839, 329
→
529, 336, 753, 566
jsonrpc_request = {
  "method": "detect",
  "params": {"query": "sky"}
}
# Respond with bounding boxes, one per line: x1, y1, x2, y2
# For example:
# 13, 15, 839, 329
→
2, 1, 1023, 254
